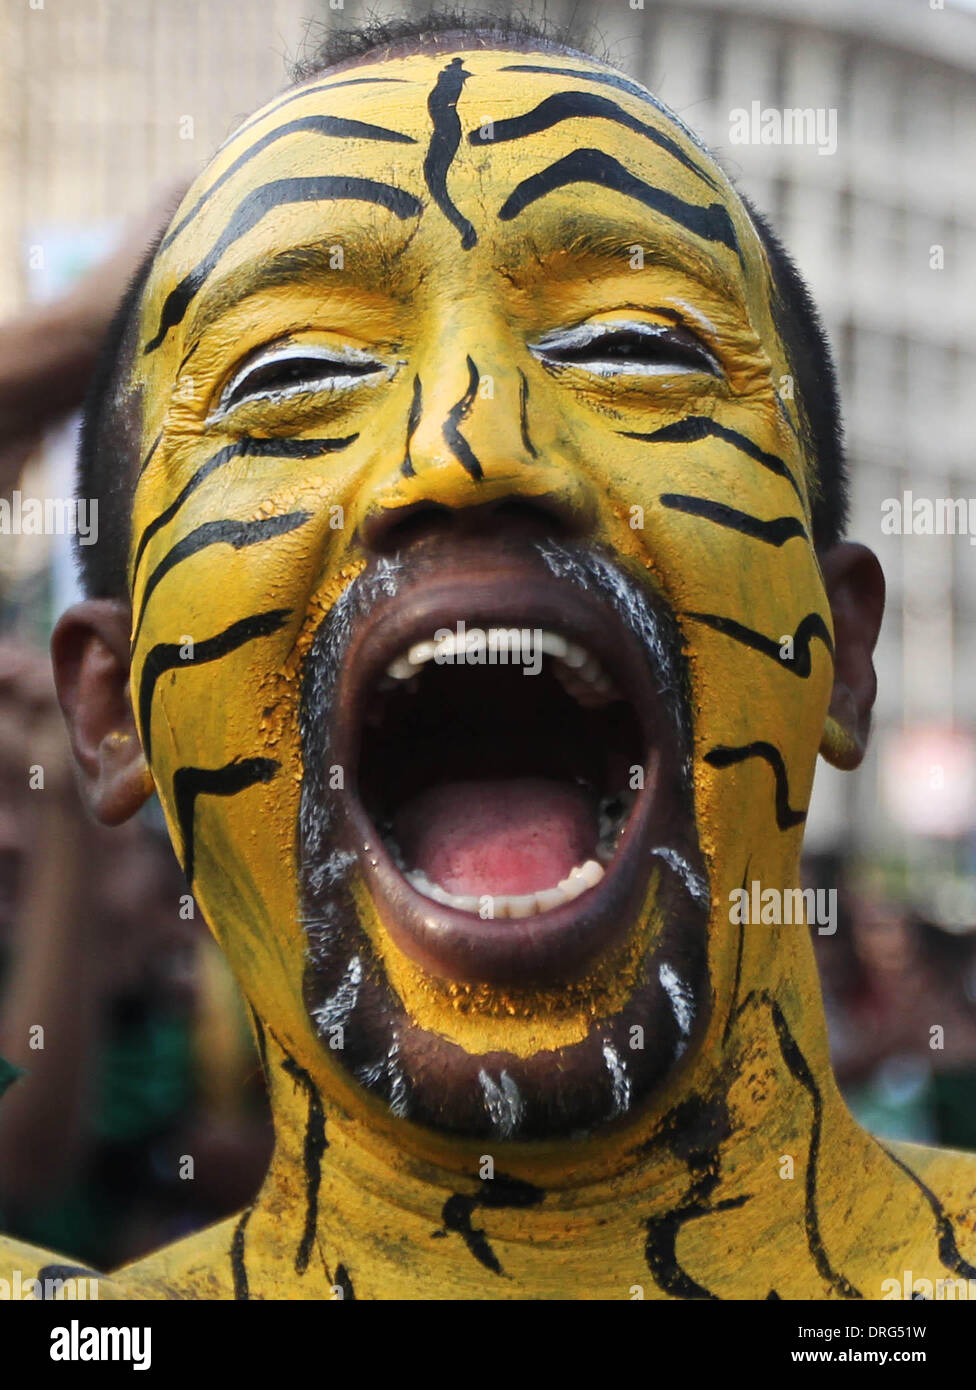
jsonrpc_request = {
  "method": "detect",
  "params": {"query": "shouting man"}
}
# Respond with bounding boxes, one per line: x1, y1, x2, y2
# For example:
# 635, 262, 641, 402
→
5, 11, 975, 1299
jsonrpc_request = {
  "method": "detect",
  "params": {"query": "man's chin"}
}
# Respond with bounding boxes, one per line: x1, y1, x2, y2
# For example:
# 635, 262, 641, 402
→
304, 863, 710, 1142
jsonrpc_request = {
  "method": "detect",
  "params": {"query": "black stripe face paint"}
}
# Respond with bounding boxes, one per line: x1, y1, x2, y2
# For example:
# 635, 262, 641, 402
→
174, 756, 280, 881
497, 149, 740, 259
499, 62, 715, 155
401, 375, 423, 477
469, 90, 720, 191
145, 178, 423, 351
660, 495, 808, 546
518, 369, 538, 458
133, 511, 311, 647
424, 56, 478, 249
442, 356, 483, 480
132, 435, 357, 577
138, 609, 291, 762
161, 115, 418, 254
704, 742, 808, 830
621, 416, 803, 501
685, 611, 833, 677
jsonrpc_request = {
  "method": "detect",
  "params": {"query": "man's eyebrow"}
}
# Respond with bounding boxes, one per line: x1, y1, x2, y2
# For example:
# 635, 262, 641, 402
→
184, 236, 410, 345
504, 218, 748, 310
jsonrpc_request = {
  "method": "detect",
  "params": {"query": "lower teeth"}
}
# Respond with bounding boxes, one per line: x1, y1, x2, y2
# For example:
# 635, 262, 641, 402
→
404, 857, 605, 917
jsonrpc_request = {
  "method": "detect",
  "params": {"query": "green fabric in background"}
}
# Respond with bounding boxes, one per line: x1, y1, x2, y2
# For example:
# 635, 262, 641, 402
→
0, 1054, 22, 1100
930, 1070, 976, 1152
0, 1003, 195, 1268
92, 1009, 194, 1144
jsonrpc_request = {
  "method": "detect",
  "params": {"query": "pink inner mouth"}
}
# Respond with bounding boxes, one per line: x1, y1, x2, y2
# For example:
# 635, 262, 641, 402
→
394, 777, 597, 896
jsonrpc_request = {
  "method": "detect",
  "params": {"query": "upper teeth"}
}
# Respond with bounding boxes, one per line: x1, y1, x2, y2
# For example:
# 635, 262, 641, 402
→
384, 627, 620, 706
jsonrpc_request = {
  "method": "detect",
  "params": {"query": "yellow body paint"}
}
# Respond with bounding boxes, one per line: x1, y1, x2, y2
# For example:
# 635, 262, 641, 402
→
5, 43, 976, 1301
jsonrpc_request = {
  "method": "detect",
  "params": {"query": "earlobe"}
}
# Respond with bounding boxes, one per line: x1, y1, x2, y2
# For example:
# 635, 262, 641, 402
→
817, 542, 886, 771
50, 599, 154, 825
819, 708, 863, 771
93, 727, 156, 824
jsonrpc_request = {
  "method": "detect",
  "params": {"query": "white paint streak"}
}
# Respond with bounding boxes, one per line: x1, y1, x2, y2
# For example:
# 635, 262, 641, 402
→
311, 954, 362, 1033
386, 1034, 409, 1118
659, 962, 695, 1036
211, 343, 391, 420
355, 1059, 385, 1088
373, 555, 401, 597
530, 318, 718, 378
479, 1068, 525, 1138
669, 298, 719, 340
601, 1041, 632, 1115
650, 846, 710, 908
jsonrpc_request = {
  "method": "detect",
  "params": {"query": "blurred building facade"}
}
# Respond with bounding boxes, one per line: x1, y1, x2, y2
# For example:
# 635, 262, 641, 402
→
1, 0, 975, 867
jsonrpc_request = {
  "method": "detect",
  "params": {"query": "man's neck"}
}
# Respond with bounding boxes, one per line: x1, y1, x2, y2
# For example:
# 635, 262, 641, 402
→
116, 883, 976, 1299
232, 969, 907, 1299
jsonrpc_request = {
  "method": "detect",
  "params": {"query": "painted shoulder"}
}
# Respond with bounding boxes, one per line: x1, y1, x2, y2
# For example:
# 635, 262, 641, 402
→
111, 1215, 243, 1299
5, 1208, 309, 1300
1, 1217, 242, 1300
886, 1136, 976, 1207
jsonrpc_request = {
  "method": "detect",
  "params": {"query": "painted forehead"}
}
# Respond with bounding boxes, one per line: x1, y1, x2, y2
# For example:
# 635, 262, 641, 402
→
137, 48, 776, 366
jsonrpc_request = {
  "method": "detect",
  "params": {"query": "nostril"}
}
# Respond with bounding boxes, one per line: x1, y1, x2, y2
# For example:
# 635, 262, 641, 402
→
485, 497, 578, 539
360, 494, 586, 556
361, 502, 455, 555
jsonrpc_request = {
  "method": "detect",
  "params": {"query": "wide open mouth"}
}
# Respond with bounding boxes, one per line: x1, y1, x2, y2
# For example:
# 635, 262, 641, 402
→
363, 631, 645, 913
329, 543, 697, 988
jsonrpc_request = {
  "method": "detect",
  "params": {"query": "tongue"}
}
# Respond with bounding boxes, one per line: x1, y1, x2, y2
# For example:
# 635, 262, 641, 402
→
394, 776, 596, 896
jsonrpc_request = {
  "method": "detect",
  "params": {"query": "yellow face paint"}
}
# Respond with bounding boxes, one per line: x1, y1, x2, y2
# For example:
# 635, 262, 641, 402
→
38, 44, 972, 1299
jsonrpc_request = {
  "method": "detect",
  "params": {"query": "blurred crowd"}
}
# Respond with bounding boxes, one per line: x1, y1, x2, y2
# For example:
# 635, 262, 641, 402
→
0, 212, 272, 1269
811, 865, 976, 1151
0, 639, 273, 1269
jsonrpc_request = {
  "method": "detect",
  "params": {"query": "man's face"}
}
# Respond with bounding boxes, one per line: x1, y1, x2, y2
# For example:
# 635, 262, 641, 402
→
127, 47, 834, 1146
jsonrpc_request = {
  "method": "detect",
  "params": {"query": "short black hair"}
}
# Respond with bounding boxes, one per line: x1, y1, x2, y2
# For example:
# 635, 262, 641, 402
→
290, 6, 604, 79
75, 5, 847, 599
76, 234, 163, 598
740, 195, 849, 546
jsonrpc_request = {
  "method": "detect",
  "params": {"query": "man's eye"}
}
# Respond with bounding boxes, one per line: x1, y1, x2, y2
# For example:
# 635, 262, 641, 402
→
531, 322, 721, 378
216, 346, 387, 414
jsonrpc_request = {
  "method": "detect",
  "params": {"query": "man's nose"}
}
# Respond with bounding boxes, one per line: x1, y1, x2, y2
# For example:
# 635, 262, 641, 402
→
354, 354, 598, 554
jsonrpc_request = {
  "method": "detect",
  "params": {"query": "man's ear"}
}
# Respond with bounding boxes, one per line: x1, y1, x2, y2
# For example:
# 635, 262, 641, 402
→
51, 599, 154, 824
818, 542, 885, 770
